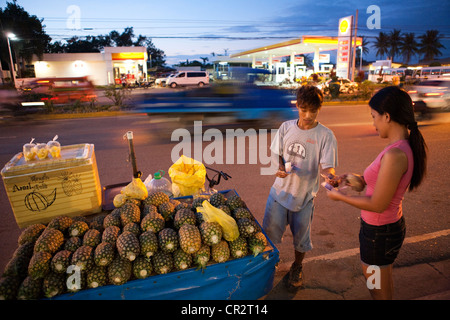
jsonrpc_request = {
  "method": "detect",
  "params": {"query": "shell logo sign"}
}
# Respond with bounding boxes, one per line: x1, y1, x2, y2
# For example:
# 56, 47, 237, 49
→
339, 19, 349, 34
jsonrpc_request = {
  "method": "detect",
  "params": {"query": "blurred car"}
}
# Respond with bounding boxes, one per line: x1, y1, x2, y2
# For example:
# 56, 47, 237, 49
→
407, 79, 450, 113
133, 83, 296, 129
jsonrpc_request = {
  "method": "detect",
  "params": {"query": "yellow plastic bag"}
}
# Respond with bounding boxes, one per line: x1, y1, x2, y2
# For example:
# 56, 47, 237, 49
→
168, 155, 206, 197
121, 177, 148, 200
196, 200, 239, 242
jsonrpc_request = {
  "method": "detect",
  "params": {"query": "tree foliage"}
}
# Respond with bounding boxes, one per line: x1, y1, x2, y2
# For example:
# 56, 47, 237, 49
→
47, 27, 166, 67
0, 1, 51, 75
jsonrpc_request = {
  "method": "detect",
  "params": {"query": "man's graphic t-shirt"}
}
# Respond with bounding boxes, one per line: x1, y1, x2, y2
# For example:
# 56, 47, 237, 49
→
269, 119, 338, 211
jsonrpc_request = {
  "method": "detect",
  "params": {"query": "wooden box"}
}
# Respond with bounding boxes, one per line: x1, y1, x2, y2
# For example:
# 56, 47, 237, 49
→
1, 144, 102, 228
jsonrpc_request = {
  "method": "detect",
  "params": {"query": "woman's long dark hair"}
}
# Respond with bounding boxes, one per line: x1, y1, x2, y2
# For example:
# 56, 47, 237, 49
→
369, 86, 427, 191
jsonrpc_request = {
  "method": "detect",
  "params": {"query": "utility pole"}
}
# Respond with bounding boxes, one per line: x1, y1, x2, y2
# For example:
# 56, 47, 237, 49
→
351, 10, 358, 81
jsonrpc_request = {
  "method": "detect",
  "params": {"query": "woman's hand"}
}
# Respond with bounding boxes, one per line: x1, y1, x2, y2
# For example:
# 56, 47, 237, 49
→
326, 188, 344, 201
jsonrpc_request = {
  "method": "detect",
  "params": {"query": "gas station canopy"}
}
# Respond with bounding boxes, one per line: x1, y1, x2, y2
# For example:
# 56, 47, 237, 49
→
229, 35, 362, 74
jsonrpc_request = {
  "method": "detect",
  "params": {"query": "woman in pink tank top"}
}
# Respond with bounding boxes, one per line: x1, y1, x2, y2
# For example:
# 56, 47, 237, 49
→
327, 86, 427, 300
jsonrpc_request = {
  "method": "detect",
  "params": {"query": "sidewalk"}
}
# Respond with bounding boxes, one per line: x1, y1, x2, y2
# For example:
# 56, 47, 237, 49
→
263, 257, 450, 300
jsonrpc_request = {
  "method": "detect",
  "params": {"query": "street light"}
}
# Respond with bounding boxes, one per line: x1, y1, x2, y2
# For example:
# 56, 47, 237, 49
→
6, 32, 17, 88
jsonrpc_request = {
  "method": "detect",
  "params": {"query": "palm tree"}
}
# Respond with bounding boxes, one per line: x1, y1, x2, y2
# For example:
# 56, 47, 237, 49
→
372, 32, 390, 59
388, 29, 403, 62
400, 33, 418, 64
199, 57, 209, 66
418, 30, 445, 62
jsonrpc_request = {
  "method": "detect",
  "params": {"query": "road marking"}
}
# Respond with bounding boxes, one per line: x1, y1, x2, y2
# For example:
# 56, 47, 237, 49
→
303, 229, 450, 264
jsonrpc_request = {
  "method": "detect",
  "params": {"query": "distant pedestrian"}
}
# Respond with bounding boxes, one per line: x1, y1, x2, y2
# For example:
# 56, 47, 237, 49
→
326, 86, 428, 300
263, 85, 339, 291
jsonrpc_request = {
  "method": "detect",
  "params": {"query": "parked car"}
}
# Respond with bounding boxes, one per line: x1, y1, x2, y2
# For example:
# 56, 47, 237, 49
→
166, 71, 209, 88
154, 73, 175, 87
407, 79, 450, 113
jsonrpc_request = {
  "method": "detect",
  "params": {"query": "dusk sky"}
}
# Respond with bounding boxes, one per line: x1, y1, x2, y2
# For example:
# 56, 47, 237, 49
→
5, 0, 450, 66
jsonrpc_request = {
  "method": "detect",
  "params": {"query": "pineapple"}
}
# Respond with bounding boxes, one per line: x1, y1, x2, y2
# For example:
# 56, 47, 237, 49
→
237, 218, 258, 238
94, 242, 116, 267
108, 257, 132, 285
141, 204, 158, 218
229, 236, 248, 259
139, 231, 159, 258
47, 216, 73, 233
51, 250, 72, 273
158, 228, 179, 253
0, 276, 21, 300
173, 248, 192, 271
17, 276, 42, 300
3, 243, 34, 277
18, 224, 46, 245
42, 272, 66, 298
152, 251, 173, 275
218, 204, 232, 216
123, 222, 141, 237
103, 209, 122, 228
248, 232, 267, 256
68, 221, 89, 237
89, 214, 106, 232
174, 208, 197, 229
144, 191, 170, 207
158, 201, 175, 221
83, 229, 102, 247
141, 211, 165, 233
64, 236, 82, 252
233, 207, 253, 220
225, 194, 245, 211
71, 245, 94, 271
211, 240, 230, 263
209, 192, 226, 207
33, 228, 64, 254
132, 256, 153, 279
28, 251, 52, 279
178, 224, 202, 254
86, 265, 108, 288
102, 226, 121, 244
193, 244, 210, 271
119, 202, 141, 226
199, 221, 223, 246
116, 231, 140, 261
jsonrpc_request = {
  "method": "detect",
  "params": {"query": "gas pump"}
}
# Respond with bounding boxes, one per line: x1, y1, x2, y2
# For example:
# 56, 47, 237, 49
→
295, 65, 307, 80
274, 62, 288, 83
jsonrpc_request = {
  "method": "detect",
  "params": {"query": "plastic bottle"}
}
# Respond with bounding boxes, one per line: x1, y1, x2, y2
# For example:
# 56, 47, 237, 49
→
148, 170, 173, 197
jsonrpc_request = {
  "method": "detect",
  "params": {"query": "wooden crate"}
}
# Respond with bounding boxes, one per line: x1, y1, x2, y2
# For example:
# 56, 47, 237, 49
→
1, 144, 102, 228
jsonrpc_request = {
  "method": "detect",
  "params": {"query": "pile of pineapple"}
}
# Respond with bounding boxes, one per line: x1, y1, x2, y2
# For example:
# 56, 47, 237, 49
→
0, 191, 268, 300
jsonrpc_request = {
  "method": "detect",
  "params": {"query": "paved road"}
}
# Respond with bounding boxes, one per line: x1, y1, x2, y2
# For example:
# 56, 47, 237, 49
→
0, 104, 449, 300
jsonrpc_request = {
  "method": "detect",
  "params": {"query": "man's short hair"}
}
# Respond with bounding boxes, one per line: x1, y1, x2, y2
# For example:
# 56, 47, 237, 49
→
296, 85, 323, 111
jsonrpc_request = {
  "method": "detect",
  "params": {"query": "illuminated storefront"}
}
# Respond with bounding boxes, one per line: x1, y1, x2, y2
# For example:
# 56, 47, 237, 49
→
31, 46, 148, 86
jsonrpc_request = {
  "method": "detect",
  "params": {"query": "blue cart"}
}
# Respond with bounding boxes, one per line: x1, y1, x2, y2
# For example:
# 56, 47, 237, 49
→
53, 189, 279, 300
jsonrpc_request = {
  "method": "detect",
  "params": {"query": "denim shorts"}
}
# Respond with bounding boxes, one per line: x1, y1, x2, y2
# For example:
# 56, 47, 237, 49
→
262, 194, 314, 253
359, 216, 406, 266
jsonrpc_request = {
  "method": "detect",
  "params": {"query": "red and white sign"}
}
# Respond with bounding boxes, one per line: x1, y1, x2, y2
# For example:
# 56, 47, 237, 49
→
337, 16, 353, 78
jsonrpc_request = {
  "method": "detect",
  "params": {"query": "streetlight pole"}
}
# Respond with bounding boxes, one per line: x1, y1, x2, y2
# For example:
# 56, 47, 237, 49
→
6, 33, 17, 88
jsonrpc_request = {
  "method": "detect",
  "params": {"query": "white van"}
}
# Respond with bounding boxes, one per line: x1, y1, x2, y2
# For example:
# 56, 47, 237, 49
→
167, 71, 209, 88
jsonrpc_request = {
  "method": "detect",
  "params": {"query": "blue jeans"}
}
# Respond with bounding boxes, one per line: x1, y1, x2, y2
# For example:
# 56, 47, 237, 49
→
262, 193, 314, 253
